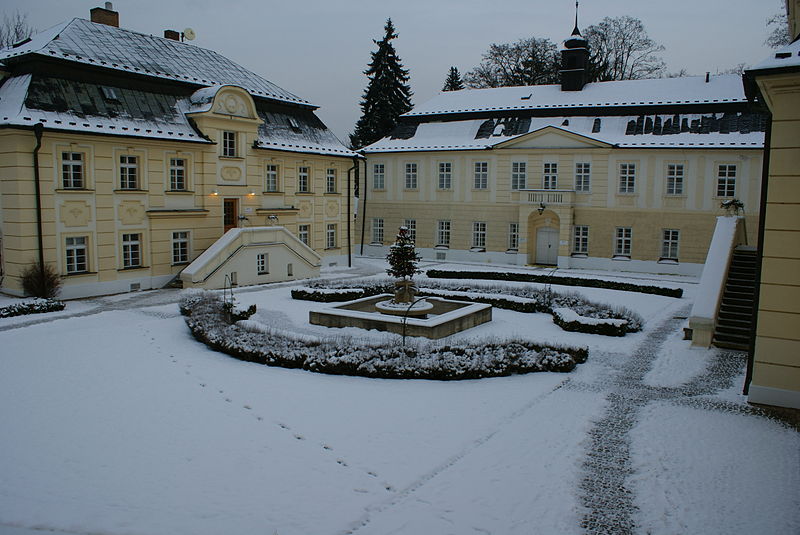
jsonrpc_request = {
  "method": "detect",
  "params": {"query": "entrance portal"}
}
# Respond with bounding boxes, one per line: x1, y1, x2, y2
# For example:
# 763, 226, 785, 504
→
535, 227, 559, 265
223, 198, 239, 233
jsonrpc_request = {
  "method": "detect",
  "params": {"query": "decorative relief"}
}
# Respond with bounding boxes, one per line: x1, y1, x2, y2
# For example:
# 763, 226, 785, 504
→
325, 200, 340, 218
220, 166, 242, 181
298, 200, 312, 218
119, 200, 146, 225
215, 93, 250, 118
60, 201, 91, 227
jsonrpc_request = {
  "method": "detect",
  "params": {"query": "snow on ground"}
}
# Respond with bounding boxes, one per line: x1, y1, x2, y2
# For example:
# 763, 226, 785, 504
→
644, 331, 713, 388
0, 259, 797, 535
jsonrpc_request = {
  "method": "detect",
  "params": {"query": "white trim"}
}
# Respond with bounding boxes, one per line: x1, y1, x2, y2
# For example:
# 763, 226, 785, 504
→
748, 384, 800, 409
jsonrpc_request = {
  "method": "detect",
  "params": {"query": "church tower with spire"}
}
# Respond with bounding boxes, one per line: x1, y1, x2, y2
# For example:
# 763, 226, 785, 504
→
560, 1, 590, 91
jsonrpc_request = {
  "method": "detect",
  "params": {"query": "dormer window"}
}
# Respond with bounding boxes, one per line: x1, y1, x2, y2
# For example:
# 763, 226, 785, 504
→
288, 117, 301, 131
101, 86, 119, 101
222, 131, 236, 157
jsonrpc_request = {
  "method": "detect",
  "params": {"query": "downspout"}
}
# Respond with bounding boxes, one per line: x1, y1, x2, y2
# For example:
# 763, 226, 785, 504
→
359, 154, 368, 256
32, 123, 45, 271
744, 110, 772, 395
347, 158, 357, 268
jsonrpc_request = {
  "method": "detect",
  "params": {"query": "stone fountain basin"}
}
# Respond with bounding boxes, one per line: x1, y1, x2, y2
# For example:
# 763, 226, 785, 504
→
309, 294, 492, 339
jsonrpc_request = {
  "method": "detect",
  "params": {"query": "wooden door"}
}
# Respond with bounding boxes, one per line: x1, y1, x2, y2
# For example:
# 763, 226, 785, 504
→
223, 198, 239, 233
535, 227, 559, 265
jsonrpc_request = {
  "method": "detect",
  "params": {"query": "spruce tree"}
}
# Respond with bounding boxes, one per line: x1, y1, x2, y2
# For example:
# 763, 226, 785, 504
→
442, 66, 465, 91
386, 226, 421, 281
350, 19, 413, 150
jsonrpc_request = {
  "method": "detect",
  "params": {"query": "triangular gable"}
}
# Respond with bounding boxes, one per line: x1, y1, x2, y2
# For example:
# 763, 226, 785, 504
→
493, 125, 613, 149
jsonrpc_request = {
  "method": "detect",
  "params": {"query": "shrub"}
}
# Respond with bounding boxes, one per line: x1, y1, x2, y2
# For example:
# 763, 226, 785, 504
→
0, 298, 65, 318
21, 261, 62, 299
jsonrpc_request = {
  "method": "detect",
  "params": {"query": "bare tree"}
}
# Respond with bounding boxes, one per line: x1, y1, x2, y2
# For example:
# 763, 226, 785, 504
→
0, 10, 34, 49
464, 37, 560, 88
766, 8, 791, 48
585, 16, 665, 81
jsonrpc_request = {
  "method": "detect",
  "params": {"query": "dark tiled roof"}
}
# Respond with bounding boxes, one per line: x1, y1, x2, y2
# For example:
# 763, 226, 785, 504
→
256, 102, 357, 158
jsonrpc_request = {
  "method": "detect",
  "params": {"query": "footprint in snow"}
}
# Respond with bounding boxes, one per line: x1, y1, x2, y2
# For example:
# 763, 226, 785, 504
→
337, 459, 347, 466
294, 434, 304, 440
322, 444, 333, 451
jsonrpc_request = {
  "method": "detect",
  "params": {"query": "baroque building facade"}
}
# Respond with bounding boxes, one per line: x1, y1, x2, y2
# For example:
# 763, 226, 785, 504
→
0, 5, 357, 299
359, 25, 765, 277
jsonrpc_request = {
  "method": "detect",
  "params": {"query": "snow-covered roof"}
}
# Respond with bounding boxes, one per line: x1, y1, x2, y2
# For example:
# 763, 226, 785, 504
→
404, 75, 748, 117
0, 18, 312, 108
363, 113, 765, 153
750, 38, 800, 71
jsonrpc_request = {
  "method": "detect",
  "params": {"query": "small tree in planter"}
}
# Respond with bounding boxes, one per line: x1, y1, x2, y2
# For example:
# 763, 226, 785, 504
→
386, 226, 421, 303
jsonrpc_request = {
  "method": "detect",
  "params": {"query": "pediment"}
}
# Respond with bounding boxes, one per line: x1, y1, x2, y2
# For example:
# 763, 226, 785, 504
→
493, 126, 612, 149
212, 87, 257, 119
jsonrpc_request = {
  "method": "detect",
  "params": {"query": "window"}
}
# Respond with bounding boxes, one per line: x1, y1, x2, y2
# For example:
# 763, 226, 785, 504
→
511, 162, 527, 190
287, 263, 293, 276
405, 163, 418, 189
543, 162, 558, 190
257, 253, 269, 274
222, 131, 236, 157
404, 219, 416, 243
717, 164, 736, 197
373, 163, 385, 190
614, 227, 632, 257
666, 164, 684, 195
326, 168, 337, 193
65, 236, 88, 274
62, 152, 84, 189
438, 162, 452, 189
172, 231, 189, 264
122, 233, 141, 268
508, 223, 519, 250
575, 162, 591, 192
437, 220, 451, 247
265, 164, 279, 192
474, 162, 488, 189
119, 155, 139, 189
372, 218, 384, 244
661, 229, 680, 260
472, 222, 486, 249
326, 223, 337, 249
573, 225, 589, 255
169, 158, 186, 191
298, 166, 310, 192
298, 224, 310, 246
619, 163, 636, 194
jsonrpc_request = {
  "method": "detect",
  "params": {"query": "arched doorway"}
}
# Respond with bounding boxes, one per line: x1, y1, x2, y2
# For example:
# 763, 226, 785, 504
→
527, 210, 561, 265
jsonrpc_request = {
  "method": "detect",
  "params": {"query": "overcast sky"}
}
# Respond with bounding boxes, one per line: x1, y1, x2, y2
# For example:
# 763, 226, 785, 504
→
3, 0, 784, 142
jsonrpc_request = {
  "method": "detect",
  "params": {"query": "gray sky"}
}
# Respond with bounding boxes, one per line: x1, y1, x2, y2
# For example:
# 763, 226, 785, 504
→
3, 0, 783, 142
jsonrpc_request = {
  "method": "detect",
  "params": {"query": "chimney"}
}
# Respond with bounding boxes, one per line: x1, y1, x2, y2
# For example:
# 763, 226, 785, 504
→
90, 3, 119, 28
164, 29, 180, 41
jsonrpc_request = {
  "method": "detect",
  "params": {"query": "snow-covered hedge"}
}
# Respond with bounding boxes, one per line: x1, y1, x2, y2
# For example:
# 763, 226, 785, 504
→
181, 293, 588, 380
551, 307, 629, 337
425, 269, 683, 298
0, 298, 65, 318
293, 278, 643, 335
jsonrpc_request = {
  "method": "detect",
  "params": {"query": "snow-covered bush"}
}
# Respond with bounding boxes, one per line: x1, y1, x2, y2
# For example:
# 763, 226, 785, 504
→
551, 308, 629, 337
0, 298, 65, 318
294, 278, 644, 335
181, 293, 588, 380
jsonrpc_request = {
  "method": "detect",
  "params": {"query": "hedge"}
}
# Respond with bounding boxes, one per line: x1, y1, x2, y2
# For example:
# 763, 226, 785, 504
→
0, 298, 66, 319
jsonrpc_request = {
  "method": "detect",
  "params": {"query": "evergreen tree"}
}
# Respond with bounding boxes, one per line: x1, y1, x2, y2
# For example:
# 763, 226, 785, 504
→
442, 66, 465, 91
350, 19, 413, 150
386, 226, 421, 281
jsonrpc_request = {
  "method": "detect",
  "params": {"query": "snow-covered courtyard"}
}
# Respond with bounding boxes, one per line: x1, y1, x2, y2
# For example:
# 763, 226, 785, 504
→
0, 259, 798, 535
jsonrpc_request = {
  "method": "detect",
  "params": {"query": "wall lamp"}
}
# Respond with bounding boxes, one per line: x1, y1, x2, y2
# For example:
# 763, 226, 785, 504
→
211, 189, 219, 196
537, 202, 546, 215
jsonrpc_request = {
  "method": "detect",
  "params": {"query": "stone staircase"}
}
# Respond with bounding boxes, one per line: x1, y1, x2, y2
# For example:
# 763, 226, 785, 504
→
713, 247, 757, 350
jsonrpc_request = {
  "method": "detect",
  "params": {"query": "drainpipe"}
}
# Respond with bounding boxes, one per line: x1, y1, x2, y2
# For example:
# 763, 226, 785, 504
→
359, 154, 368, 256
32, 123, 45, 271
347, 158, 357, 268
743, 111, 772, 396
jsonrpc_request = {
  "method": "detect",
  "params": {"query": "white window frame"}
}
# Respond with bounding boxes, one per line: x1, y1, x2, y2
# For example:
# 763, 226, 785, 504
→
122, 233, 141, 268
265, 164, 279, 193
222, 131, 236, 157
62, 152, 84, 189
543, 162, 558, 190
404, 162, 418, 189
257, 252, 269, 275
473, 161, 488, 190
666, 163, 684, 196
372, 218, 384, 244
404, 219, 417, 243
575, 162, 591, 192
298, 224, 310, 246
511, 161, 527, 190
65, 236, 88, 274
661, 229, 680, 260
372, 163, 385, 190
716, 164, 736, 198
326, 223, 337, 249
573, 225, 589, 255
508, 222, 519, 251
437, 220, 451, 247
298, 166, 310, 193
326, 168, 337, 193
119, 155, 138, 190
172, 231, 190, 265
472, 221, 487, 249
438, 162, 452, 190
619, 163, 636, 194
169, 158, 187, 191
614, 227, 632, 257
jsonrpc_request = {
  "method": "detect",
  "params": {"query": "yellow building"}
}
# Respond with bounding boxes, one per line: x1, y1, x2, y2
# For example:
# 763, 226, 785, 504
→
744, 0, 800, 409
359, 25, 764, 278
0, 5, 358, 299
